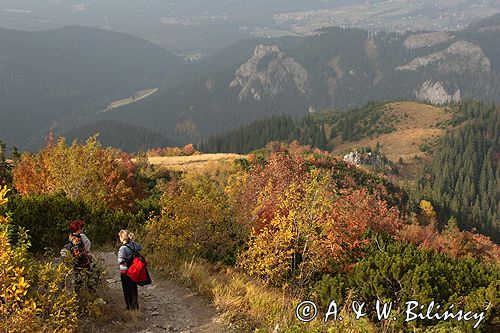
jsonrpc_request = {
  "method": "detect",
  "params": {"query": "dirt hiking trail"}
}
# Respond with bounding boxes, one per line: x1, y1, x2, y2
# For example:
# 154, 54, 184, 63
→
93, 252, 230, 333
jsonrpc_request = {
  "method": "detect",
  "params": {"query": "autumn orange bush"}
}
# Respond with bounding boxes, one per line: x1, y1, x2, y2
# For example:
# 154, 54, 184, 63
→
230, 147, 499, 286
395, 202, 500, 262
237, 167, 404, 287
13, 136, 144, 210
227, 152, 309, 231
148, 145, 499, 288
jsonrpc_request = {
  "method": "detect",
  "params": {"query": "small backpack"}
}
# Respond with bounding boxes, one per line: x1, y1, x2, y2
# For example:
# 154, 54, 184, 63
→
125, 244, 151, 286
69, 233, 90, 267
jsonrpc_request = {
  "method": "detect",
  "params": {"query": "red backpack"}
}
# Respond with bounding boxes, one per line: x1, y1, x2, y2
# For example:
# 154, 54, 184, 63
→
125, 244, 151, 286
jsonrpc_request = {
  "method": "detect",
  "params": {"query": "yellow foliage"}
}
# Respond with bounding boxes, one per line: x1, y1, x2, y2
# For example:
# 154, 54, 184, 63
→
239, 170, 339, 286
0, 186, 8, 206
420, 200, 437, 222
144, 170, 246, 265
0, 186, 78, 333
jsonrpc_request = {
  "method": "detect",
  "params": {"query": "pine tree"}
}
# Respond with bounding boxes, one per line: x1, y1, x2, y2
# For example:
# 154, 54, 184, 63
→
423, 102, 499, 241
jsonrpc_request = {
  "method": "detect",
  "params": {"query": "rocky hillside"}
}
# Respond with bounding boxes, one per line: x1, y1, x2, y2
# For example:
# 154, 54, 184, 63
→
96, 15, 500, 144
330, 102, 453, 168
229, 44, 310, 101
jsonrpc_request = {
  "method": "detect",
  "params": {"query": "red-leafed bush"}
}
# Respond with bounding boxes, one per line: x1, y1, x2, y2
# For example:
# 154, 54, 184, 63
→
13, 136, 144, 210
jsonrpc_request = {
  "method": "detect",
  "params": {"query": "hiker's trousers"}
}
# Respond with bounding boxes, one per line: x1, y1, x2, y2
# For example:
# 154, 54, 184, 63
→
121, 273, 139, 310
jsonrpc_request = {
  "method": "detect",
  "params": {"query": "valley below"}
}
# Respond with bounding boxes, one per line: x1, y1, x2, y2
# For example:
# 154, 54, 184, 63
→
99, 88, 159, 113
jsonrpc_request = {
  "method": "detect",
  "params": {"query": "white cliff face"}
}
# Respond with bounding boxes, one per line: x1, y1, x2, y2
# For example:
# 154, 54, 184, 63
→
343, 151, 363, 165
229, 44, 309, 101
343, 151, 393, 172
415, 81, 461, 105
396, 40, 491, 74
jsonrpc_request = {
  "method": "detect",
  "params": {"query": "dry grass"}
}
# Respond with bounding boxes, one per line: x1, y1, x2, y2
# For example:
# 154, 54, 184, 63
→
389, 102, 452, 130
147, 153, 247, 171
332, 101, 455, 178
175, 260, 378, 333
178, 260, 298, 332
78, 304, 143, 333
335, 127, 443, 161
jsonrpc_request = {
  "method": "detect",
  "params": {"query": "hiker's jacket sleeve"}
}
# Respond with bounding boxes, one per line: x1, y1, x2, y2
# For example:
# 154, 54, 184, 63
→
118, 245, 128, 273
81, 233, 91, 253
117, 242, 142, 274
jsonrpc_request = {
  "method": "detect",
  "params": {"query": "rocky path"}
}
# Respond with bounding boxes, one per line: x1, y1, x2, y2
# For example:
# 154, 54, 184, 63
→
93, 252, 228, 333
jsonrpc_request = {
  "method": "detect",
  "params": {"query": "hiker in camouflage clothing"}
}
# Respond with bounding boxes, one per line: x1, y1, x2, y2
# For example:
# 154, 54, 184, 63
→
66, 219, 93, 293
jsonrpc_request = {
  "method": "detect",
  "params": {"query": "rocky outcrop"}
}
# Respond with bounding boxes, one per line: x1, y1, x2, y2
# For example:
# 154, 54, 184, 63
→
343, 151, 364, 166
403, 32, 453, 49
229, 44, 309, 101
415, 81, 461, 105
343, 150, 394, 172
396, 40, 491, 74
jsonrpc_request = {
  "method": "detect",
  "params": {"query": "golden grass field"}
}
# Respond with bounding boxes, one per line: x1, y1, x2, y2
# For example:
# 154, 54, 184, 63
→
147, 153, 247, 171
331, 101, 455, 177
332, 101, 453, 161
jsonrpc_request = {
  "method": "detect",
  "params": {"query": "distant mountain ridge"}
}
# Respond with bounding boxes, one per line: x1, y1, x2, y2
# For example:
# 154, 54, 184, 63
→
96, 15, 500, 145
0, 25, 182, 149
2, 15, 500, 151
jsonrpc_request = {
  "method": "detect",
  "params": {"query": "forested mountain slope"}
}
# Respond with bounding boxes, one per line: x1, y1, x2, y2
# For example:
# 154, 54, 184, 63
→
421, 102, 500, 242
98, 15, 500, 144
201, 101, 500, 242
0, 25, 182, 149
200, 101, 449, 158
61, 121, 175, 153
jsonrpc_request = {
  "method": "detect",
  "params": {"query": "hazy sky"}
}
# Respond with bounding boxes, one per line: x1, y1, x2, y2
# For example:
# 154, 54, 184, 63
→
1, 1, 499, 54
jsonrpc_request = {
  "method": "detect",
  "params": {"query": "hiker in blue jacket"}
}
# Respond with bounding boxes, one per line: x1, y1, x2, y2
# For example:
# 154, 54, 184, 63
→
117, 229, 141, 310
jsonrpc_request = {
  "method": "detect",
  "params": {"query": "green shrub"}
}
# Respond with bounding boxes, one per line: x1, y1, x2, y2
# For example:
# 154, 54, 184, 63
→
143, 170, 246, 267
313, 236, 499, 332
2, 194, 143, 252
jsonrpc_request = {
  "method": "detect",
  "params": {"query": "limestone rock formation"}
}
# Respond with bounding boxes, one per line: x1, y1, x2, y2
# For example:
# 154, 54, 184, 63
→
229, 44, 310, 101
396, 40, 491, 74
415, 81, 461, 105
343, 150, 393, 172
